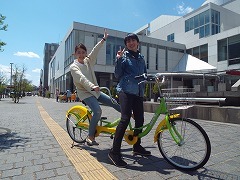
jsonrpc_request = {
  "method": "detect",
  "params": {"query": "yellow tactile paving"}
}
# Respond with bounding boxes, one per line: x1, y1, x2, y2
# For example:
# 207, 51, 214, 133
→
36, 101, 117, 180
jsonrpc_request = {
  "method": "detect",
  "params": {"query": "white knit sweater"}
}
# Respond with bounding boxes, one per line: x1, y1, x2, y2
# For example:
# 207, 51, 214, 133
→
70, 41, 103, 100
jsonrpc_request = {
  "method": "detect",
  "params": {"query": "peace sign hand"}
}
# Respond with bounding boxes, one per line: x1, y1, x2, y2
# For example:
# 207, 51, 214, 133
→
103, 29, 109, 40
116, 46, 125, 59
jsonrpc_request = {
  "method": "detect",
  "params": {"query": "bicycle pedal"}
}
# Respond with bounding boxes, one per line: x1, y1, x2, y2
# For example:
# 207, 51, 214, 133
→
100, 117, 107, 120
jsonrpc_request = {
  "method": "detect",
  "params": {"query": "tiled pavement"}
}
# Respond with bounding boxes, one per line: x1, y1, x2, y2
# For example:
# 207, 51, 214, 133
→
0, 96, 240, 179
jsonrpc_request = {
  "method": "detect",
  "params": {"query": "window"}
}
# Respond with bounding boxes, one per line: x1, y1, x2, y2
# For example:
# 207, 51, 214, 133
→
205, 24, 210, 37
186, 49, 192, 55
185, 9, 220, 38
194, 28, 199, 34
218, 35, 240, 65
228, 34, 240, 65
106, 36, 125, 65
167, 33, 174, 42
187, 44, 208, 62
194, 16, 199, 28
200, 44, 208, 62
199, 12, 205, 26
185, 20, 189, 32
205, 10, 210, 24
218, 39, 227, 62
199, 26, 204, 38
193, 46, 199, 59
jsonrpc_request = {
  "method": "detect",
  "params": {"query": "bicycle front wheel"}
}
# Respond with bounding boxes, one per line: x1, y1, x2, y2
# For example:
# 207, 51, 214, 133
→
157, 118, 211, 171
66, 113, 89, 143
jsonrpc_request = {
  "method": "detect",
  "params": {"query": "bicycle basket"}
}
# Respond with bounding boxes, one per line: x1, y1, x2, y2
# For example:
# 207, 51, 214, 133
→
161, 88, 195, 118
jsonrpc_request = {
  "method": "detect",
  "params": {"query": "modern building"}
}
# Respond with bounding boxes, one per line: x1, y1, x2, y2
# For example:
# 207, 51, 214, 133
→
47, 0, 240, 100
48, 22, 189, 96
40, 43, 59, 94
136, 0, 240, 91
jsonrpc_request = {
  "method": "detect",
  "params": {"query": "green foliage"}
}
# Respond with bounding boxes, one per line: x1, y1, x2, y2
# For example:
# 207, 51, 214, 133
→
46, 91, 51, 98
110, 86, 117, 98
0, 72, 6, 94
153, 83, 159, 94
0, 14, 8, 52
144, 83, 150, 99
0, 84, 5, 94
12, 65, 27, 96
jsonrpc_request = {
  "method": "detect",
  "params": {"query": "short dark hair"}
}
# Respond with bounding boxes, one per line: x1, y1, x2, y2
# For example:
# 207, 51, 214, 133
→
75, 43, 87, 53
124, 33, 139, 45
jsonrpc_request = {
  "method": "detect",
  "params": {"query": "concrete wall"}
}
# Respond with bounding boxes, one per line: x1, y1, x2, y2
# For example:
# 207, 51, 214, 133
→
143, 102, 240, 124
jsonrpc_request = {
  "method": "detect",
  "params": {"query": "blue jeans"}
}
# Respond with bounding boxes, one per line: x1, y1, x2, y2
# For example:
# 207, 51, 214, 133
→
83, 92, 121, 137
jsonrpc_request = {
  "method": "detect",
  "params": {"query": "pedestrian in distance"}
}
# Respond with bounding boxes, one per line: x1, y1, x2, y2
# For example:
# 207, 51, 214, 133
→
56, 89, 59, 102
70, 29, 121, 146
108, 33, 151, 168
66, 90, 71, 102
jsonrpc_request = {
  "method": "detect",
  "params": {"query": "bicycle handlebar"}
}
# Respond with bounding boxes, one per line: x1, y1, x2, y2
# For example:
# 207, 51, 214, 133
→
135, 73, 165, 85
91, 87, 119, 105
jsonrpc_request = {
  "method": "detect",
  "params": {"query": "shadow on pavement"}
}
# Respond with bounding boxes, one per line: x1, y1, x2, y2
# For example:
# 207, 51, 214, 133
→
186, 168, 239, 179
73, 144, 175, 175
70, 143, 240, 179
0, 128, 31, 151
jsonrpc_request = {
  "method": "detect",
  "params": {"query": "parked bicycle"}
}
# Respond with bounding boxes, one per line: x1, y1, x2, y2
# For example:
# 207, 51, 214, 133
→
66, 73, 211, 171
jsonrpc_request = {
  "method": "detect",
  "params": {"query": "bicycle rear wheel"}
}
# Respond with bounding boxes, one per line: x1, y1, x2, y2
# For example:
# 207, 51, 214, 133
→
157, 118, 211, 171
66, 113, 89, 143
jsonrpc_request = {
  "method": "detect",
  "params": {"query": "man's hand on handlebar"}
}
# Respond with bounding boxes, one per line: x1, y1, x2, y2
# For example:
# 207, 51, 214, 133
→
135, 73, 166, 85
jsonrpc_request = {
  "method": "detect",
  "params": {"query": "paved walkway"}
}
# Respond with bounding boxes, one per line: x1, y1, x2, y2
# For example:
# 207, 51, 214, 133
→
0, 96, 240, 179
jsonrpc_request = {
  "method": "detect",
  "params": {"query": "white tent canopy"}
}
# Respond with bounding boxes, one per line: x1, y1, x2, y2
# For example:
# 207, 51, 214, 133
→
173, 54, 217, 72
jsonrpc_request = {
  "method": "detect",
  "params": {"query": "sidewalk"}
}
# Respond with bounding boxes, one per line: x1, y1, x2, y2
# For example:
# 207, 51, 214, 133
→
0, 96, 240, 179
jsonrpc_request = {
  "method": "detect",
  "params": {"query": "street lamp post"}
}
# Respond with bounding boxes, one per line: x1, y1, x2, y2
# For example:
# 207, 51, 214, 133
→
10, 63, 13, 86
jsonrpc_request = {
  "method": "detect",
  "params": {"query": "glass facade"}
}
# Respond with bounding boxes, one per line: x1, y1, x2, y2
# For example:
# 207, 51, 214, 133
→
218, 34, 240, 65
64, 31, 75, 68
186, 44, 208, 62
106, 36, 125, 65
218, 38, 227, 62
185, 9, 220, 38
63, 28, 185, 72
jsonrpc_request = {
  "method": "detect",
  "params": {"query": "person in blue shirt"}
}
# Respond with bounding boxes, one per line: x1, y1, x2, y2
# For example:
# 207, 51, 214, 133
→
108, 33, 151, 168
66, 90, 71, 102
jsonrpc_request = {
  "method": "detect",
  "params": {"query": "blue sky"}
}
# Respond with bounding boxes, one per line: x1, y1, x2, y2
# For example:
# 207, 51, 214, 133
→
0, 0, 204, 86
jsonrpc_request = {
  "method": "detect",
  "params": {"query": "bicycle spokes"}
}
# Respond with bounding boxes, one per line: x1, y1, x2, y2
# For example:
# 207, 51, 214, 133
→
157, 118, 211, 171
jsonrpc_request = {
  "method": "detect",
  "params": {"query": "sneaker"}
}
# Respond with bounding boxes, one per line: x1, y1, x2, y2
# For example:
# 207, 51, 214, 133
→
86, 138, 99, 146
108, 150, 127, 168
133, 145, 151, 156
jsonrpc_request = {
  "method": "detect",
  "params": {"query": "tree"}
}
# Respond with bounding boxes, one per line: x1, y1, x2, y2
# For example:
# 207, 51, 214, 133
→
153, 83, 160, 102
12, 65, 27, 103
144, 83, 150, 101
0, 14, 8, 52
0, 71, 7, 99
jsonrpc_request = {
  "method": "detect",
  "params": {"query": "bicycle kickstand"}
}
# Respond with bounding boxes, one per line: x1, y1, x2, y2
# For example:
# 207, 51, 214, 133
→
71, 141, 75, 148
71, 141, 82, 149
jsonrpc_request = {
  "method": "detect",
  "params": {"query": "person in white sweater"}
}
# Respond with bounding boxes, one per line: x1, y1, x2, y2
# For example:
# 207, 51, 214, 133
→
70, 29, 121, 146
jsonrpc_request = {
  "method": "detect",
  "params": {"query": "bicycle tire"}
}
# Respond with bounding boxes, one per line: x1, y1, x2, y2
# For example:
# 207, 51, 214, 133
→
66, 113, 89, 143
157, 118, 211, 171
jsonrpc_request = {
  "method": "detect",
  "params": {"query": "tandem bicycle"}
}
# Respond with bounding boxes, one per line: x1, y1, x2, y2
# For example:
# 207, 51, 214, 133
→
65, 73, 211, 171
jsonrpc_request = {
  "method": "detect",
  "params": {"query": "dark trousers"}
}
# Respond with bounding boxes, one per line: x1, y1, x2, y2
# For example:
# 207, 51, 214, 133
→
112, 92, 144, 154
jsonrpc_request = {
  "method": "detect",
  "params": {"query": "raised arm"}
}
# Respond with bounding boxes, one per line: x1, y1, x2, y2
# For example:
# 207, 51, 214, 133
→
88, 29, 109, 66
114, 47, 125, 79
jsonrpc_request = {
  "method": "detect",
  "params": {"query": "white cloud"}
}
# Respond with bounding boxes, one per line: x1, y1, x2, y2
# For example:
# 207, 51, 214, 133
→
0, 64, 11, 75
32, 68, 41, 73
14, 51, 40, 58
177, 2, 194, 15
25, 73, 31, 78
